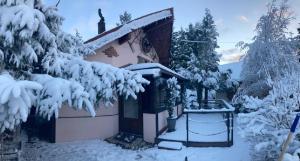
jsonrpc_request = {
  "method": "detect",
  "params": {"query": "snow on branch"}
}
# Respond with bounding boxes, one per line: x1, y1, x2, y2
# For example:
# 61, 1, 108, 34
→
32, 74, 95, 120
62, 58, 149, 106
0, 73, 42, 132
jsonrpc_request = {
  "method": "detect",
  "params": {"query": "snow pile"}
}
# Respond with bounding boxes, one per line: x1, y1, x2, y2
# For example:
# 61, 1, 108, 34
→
0, 73, 42, 132
87, 9, 172, 49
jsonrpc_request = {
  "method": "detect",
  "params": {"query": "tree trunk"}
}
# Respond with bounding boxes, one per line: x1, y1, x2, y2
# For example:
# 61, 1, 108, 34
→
196, 84, 203, 108
204, 87, 208, 105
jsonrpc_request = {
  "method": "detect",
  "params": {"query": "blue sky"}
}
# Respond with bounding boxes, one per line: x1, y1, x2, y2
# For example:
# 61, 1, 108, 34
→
45, 0, 300, 64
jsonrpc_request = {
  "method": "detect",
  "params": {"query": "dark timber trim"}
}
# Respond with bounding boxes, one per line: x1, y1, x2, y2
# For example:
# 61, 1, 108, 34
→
58, 114, 119, 119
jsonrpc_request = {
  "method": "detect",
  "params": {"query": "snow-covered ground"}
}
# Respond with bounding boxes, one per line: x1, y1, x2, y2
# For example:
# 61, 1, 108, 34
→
21, 115, 250, 161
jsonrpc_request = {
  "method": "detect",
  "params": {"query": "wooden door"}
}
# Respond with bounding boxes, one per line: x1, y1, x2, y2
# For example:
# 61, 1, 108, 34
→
119, 96, 143, 135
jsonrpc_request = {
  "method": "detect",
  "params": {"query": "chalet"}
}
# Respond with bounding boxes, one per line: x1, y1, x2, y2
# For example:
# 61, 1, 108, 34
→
50, 8, 185, 143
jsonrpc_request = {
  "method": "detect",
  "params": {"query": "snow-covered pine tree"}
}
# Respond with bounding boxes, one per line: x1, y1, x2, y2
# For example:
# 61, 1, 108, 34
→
116, 11, 132, 26
170, 29, 193, 70
198, 9, 220, 102
178, 53, 204, 103
0, 0, 148, 132
171, 9, 220, 105
199, 9, 219, 72
237, 0, 299, 98
297, 28, 300, 60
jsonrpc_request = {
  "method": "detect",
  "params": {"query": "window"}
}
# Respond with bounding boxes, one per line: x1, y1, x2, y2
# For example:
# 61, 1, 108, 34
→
123, 97, 139, 119
159, 87, 167, 109
154, 80, 168, 111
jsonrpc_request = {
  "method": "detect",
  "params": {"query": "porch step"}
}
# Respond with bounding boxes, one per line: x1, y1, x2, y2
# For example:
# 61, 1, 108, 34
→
158, 141, 183, 150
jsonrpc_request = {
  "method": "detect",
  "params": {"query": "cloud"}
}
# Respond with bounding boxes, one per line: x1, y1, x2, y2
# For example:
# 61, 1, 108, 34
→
237, 15, 249, 23
218, 48, 245, 64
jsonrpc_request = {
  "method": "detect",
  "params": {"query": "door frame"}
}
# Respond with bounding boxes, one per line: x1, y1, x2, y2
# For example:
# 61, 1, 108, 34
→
119, 95, 143, 136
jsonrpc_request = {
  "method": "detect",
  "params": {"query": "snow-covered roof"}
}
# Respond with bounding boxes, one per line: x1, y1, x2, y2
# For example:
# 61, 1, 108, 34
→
124, 63, 184, 79
219, 61, 243, 80
85, 8, 173, 49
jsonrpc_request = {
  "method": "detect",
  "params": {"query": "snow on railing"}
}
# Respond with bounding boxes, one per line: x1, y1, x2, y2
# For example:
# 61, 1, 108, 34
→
184, 99, 235, 113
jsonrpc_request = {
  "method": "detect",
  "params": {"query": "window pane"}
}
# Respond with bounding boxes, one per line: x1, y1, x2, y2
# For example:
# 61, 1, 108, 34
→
124, 97, 139, 119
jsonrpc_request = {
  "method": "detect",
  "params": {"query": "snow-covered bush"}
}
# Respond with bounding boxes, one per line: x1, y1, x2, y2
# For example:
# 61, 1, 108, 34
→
0, 0, 149, 132
233, 95, 263, 113
218, 69, 239, 99
202, 71, 219, 90
166, 77, 181, 117
237, 0, 299, 98
184, 89, 199, 109
238, 73, 300, 161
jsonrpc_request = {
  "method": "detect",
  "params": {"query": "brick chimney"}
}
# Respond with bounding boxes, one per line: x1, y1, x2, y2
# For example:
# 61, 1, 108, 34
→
98, 9, 106, 34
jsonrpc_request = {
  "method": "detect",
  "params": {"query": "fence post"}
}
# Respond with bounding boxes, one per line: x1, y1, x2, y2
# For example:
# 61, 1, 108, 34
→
186, 112, 189, 147
231, 112, 234, 146
227, 112, 230, 147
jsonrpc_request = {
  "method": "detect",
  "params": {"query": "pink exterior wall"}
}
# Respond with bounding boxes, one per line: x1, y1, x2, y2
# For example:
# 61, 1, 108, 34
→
143, 104, 183, 143
55, 102, 119, 142
158, 110, 168, 132
143, 113, 156, 143
85, 30, 158, 68
177, 104, 183, 117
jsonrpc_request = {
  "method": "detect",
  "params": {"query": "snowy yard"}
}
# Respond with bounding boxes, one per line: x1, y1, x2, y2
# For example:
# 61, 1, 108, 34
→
21, 115, 250, 161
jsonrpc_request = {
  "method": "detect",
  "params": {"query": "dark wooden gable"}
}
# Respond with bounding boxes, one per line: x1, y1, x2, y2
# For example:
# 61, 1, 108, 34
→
142, 12, 174, 67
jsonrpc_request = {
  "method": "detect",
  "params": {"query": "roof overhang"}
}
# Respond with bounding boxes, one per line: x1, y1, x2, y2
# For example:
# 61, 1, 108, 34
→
85, 8, 173, 47
124, 63, 185, 80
